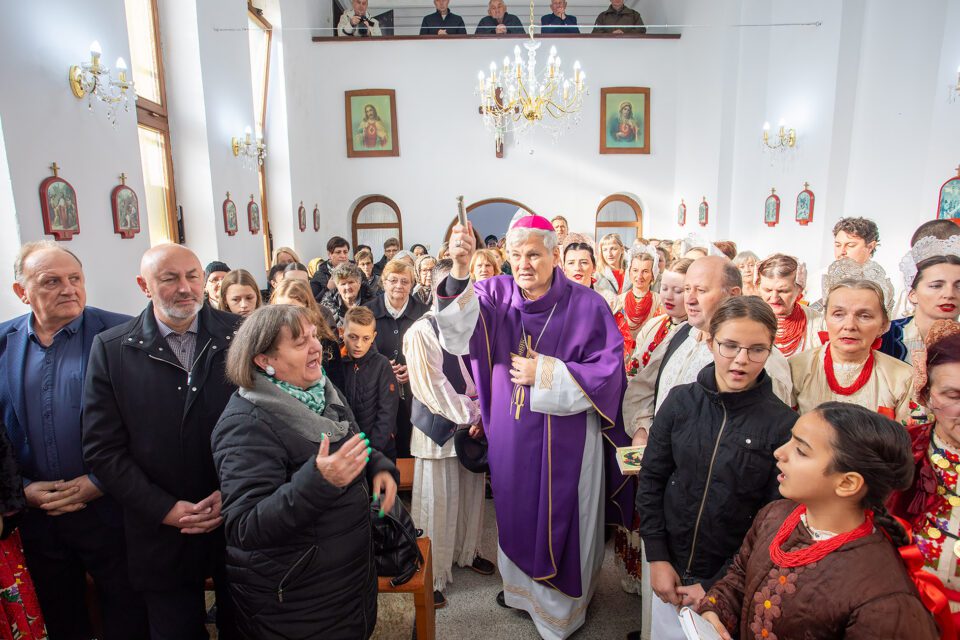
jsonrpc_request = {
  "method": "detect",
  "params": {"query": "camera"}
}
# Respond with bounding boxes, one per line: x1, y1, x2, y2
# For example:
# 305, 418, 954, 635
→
357, 16, 370, 36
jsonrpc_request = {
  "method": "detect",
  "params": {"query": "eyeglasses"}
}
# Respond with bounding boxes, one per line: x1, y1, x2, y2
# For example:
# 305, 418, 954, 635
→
714, 339, 771, 363
929, 392, 960, 417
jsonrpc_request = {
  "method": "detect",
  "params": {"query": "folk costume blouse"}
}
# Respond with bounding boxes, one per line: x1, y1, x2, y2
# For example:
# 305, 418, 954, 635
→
788, 344, 914, 422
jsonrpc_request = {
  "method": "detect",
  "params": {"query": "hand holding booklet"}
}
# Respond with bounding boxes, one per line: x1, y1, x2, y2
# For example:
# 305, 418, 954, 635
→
678, 606, 726, 640
616, 445, 645, 475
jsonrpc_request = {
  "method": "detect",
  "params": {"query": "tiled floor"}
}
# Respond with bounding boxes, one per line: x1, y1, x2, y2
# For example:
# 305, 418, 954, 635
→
207, 493, 641, 639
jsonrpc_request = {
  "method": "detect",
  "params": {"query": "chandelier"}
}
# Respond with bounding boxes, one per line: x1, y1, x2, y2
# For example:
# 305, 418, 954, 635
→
475, 0, 586, 147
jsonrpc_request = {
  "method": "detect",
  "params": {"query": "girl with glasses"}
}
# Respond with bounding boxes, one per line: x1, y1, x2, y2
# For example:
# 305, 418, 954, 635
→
636, 296, 797, 639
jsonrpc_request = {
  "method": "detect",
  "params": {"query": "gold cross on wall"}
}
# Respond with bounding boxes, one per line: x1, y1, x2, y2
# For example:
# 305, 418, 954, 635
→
50, 162, 59, 177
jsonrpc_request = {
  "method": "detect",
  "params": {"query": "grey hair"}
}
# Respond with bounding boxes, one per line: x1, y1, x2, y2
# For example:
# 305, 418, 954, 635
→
432, 258, 453, 284
331, 262, 363, 284
505, 227, 558, 252
225, 305, 311, 389
733, 251, 760, 266
14, 240, 82, 286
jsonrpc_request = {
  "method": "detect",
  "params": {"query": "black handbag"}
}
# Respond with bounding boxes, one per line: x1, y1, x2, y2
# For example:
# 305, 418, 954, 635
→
370, 497, 424, 587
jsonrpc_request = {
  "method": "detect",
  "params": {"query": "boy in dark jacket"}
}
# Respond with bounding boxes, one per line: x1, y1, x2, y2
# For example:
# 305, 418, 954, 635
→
342, 306, 400, 460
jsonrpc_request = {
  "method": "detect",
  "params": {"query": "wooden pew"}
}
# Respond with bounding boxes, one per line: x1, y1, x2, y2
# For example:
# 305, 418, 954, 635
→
395, 456, 415, 491
378, 536, 435, 640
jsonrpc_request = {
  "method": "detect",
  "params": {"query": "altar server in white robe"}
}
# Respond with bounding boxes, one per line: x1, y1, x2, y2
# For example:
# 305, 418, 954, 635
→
405, 260, 494, 609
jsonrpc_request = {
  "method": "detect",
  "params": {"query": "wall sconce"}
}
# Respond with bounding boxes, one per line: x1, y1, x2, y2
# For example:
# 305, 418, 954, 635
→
762, 120, 796, 150
232, 127, 266, 169
68, 41, 134, 127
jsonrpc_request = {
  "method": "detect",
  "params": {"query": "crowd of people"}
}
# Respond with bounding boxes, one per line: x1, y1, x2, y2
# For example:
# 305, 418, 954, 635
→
0, 209, 957, 640
337, 0, 645, 38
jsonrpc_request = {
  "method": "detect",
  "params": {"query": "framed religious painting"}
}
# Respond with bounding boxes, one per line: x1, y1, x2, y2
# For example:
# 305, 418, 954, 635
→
937, 166, 960, 220
248, 195, 261, 235
298, 201, 307, 232
111, 175, 140, 239
313, 204, 321, 232
345, 89, 400, 158
38, 163, 80, 240
599, 87, 651, 155
795, 182, 814, 226
764, 188, 780, 227
223, 192, 239, 236
698, 197, 709, 226
677, 199, 686, 226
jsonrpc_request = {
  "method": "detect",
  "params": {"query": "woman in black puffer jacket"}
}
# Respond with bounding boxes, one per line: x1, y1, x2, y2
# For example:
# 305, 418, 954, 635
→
212, 305, 398, 640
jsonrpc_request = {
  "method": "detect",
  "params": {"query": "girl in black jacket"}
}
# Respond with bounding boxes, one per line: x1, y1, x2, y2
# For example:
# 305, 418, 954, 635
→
636, 296, 797, 639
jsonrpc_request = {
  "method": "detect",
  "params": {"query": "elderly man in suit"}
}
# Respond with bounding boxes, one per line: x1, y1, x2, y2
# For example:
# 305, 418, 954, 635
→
0, 240, 146, 639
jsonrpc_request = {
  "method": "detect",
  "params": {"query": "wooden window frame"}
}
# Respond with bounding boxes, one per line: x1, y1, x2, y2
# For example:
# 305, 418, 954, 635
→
595, 194, 643, 241
351, 195, 403, 250
134, 0, 178, 242
249, 4, 273, 270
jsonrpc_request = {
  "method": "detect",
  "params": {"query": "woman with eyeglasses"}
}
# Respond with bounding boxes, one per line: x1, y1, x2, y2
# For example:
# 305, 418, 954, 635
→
889, 320, 960, 617
636, 296, 797, 639
364, 259, 428, 458
789, 278, 913, 422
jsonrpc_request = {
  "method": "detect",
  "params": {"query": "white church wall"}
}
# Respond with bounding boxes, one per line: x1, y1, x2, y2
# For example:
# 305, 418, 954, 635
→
1, 0, 957, 324
0, 116, 22, 321
280, 36, 683, 260
162, 0, 265, 282
0, 0, 151, 316
839, 0, 960, 287
722, 0, 848, 280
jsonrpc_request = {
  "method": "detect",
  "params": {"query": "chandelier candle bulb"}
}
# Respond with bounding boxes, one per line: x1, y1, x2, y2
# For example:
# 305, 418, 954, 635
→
90, 40, 102, 71
115, 57, 127, 83
244, 126, 252, 145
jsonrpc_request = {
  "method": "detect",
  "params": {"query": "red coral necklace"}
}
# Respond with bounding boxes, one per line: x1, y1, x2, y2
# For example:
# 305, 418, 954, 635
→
769, 504, 874, 568
775, 303, 808, 357
823, 344, 875, 396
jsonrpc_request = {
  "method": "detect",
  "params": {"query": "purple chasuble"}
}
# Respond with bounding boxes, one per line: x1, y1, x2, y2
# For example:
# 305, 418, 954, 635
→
467, 267, 632, 597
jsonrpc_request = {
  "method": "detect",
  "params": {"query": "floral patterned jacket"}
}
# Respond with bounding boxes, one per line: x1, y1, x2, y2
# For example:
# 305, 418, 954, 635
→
698, 499, 937, 640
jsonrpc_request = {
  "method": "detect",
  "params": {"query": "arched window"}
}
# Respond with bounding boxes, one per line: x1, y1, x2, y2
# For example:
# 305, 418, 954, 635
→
351, 195, 403, 252
596, 194, 643, 246
445, 198, 537, 244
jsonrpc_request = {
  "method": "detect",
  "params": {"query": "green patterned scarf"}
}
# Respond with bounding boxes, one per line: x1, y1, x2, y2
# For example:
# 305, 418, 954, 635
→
267, 374, 327, 415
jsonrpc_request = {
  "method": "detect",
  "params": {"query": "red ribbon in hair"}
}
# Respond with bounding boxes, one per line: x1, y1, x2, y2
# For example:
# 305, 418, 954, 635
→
892, 516, 959, 640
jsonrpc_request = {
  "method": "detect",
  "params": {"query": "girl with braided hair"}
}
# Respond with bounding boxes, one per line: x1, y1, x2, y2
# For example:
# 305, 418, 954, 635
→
699, 402, 938, 639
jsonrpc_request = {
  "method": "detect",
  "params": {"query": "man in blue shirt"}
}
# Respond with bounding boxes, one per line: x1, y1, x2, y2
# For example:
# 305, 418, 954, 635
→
0, 240, 145, 639
475, 0, 525, 34
540, 0, 578, 33
420, 0, 466, 35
